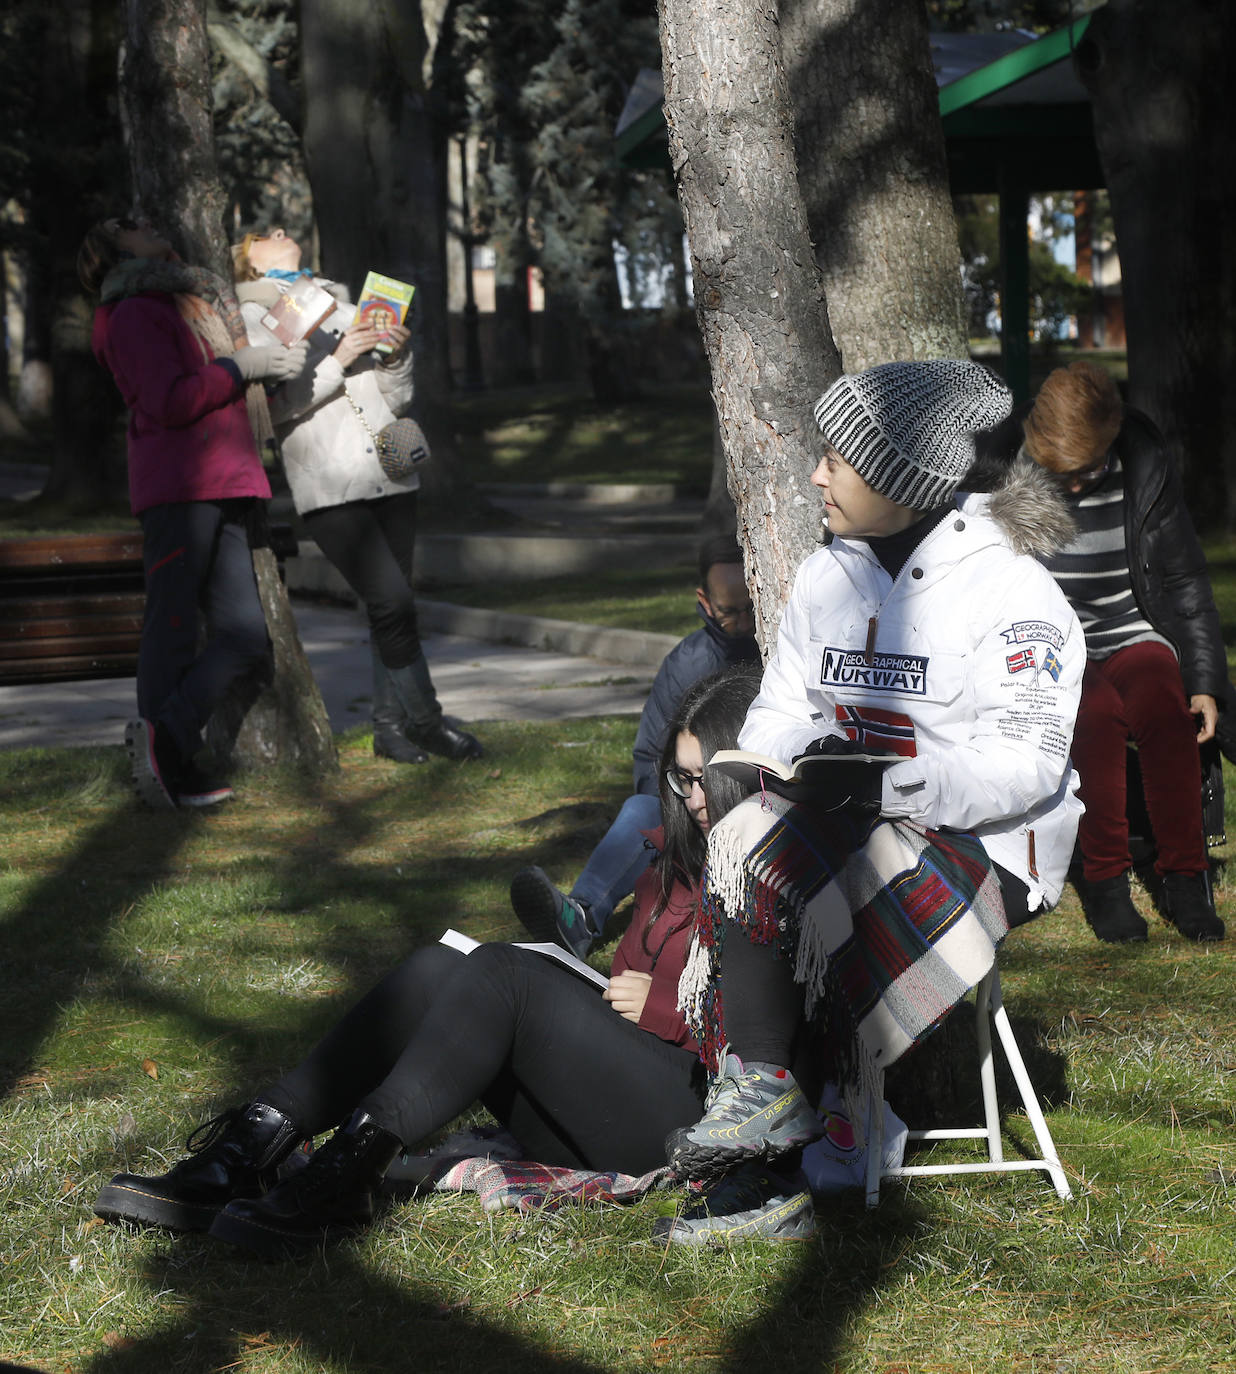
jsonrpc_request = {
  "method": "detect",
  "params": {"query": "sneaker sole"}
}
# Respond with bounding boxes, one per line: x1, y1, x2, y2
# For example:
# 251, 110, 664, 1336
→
510, 867, 596, 957
654, 1195, 817, 1245
666, 1118, 823, 1184
124, 719, 177, 811
94, 1180, 219, 1233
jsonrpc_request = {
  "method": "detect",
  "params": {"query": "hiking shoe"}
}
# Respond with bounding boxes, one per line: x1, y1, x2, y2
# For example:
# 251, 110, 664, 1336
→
1078, 872, 1148, 944
209, 1109, 402, 1257
665, 1053, 823, 1182
176, 763, 235, 808
93, 1102, 301, 1233
125, 717, 180, 810
509, 865, 601, 959
653, 1163, 816, 1245
1160, 871, 1225, 942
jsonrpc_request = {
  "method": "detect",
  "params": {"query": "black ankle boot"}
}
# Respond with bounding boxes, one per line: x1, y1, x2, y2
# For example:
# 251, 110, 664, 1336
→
371, 657, 430, 764
208, 1109, 403, 1257
93, 1102, 301, 1232
1078, 872, 1148, 944
1161, 871, 1225, 941
407, 717, 484, 761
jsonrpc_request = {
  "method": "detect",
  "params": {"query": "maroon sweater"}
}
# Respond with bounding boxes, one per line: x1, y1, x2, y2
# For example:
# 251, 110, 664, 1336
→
609, 827, 700, 1054
92, 293, 271, 515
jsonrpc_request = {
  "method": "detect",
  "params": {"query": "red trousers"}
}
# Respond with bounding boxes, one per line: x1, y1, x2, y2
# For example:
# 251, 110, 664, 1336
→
1073, 641, 1206, 881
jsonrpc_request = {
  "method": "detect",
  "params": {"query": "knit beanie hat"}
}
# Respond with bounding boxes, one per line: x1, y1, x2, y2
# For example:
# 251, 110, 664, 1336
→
813, 360, 1012, 510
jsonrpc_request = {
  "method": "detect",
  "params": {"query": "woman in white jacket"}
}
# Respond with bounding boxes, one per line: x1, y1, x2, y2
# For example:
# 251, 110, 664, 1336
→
234, 228, 481, 764
663, 360, 1085, 1238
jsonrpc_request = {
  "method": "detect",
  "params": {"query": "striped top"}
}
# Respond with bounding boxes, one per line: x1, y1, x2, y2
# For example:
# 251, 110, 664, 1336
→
1039, 455, 1173, 660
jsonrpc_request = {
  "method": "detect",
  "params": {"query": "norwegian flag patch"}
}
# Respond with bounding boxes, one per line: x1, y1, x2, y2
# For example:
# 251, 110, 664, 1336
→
1006, 648, 1037, 675
834, 704, 918, 757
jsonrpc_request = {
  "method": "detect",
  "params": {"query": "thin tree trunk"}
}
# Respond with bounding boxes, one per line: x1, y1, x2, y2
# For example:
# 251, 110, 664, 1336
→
781, 0, 967, 372
658, 0, 842, 645
1077, 0, 1236, 529
120, 0, 337, 774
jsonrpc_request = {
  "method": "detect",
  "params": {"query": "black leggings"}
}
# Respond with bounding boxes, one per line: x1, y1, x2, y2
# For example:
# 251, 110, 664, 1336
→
301, 491, 422, 668
262, 944, 705, 1176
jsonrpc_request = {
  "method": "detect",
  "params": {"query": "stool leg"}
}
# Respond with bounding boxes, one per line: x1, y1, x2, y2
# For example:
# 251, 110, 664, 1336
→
988, 972, 1073, 1201
865, 1073, 886, 1209
975, 971, 1003, 1165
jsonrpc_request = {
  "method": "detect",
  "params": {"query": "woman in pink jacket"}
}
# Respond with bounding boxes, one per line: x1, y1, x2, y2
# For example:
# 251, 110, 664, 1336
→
79, 216, 306, 808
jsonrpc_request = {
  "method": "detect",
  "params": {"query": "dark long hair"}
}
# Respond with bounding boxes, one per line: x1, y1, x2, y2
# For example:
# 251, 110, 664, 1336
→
647, 663, 763, 942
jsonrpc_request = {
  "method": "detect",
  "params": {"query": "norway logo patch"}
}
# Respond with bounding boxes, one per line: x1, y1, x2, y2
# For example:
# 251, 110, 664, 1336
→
1001, 621, 1065, 651
820, 646, 928, 695
1006, 648, 1037, 675
835, 705, 918, 757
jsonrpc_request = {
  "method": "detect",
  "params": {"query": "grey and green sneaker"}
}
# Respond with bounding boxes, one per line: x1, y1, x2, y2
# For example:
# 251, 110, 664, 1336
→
666, 1053, 823, 1181
509, 865, 601, 959
653, 1163, 816, 1245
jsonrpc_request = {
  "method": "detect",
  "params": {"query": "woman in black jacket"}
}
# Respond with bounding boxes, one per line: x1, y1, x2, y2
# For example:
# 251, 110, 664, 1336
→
995, 361, 1225, 944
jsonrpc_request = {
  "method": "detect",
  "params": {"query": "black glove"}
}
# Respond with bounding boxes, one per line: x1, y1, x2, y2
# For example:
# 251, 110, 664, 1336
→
793, 736, 895, 815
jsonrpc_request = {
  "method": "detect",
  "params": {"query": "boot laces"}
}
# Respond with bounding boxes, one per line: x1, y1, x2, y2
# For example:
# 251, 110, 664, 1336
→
184, 1107, 242, 1155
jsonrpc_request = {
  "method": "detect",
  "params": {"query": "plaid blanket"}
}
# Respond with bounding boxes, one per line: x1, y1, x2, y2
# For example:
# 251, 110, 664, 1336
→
390, 1127, 672, 1214
679, 793, 1008, 1107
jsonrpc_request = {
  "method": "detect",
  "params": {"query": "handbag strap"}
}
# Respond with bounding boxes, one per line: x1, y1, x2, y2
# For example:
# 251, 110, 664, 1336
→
341, 380, 380, 446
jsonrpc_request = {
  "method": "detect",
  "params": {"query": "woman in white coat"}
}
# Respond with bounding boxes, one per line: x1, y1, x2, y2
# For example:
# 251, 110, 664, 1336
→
663, 360, 1086, 1235
234, 228, 481, 764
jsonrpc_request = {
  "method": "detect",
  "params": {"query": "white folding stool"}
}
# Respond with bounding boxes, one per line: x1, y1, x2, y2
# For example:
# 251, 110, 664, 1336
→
864, 965, 1072, 1208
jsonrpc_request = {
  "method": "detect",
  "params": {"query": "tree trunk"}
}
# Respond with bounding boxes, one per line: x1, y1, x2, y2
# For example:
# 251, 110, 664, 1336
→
781, 0, 968, 372
299, 0, 491, 526
1077, 0, 1236, 529
657, 0, 842, 645
120, 0, 337, 775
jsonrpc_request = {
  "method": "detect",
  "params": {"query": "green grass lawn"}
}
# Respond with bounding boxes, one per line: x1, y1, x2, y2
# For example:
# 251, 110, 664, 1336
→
2, 727, 1236, 1372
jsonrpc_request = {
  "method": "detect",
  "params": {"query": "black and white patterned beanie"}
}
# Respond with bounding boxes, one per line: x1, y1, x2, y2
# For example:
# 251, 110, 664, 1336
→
813, 360, 1012, 510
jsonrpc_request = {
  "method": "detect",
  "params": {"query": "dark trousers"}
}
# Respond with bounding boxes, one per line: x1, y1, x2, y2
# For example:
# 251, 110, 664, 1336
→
1073, 642, 1207, 881
301, 492, 422, 669
262, 944, 705, 1177
137, 500, 270, 759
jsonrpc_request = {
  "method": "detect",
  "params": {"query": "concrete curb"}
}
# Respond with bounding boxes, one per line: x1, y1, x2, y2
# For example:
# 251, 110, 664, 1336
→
416, 599, 677, 670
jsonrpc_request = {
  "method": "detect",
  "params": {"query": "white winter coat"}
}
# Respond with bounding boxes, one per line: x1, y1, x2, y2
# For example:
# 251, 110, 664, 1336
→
239, 278, 417, 514
739, 461, 1086, 910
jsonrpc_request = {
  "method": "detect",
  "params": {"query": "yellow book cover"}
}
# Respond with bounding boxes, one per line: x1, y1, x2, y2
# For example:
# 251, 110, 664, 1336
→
355, 271, 415, 354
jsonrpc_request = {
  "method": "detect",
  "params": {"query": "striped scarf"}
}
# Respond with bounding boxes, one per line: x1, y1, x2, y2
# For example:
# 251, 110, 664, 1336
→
680, 793, 1008, 1114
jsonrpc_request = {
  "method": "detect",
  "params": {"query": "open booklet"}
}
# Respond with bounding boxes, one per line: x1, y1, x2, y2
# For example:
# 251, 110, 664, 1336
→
707, 746, 898, 803
439, 928, 608, 992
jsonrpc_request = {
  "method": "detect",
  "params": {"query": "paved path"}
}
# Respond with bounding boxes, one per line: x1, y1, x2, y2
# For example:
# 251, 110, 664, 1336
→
0, 599, 658, 751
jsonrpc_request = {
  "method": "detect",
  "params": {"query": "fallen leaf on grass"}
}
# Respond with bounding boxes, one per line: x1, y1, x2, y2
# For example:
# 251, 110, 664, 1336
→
141, 1059, 158, 1080
102, 1332, 134, 1351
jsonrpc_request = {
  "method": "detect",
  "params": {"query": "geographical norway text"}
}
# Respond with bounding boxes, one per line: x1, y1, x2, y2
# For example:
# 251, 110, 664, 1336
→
819, 647, 928, 695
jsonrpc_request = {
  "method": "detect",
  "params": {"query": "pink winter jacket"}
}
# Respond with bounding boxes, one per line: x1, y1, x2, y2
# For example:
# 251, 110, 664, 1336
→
92, 293, 271, 515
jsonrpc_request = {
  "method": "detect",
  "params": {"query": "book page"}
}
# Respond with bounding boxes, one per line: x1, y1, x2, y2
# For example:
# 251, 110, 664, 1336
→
438, 929, 608, 991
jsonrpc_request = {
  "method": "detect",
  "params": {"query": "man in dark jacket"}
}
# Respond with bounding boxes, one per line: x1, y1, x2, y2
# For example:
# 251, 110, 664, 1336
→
510, 534, 758, 956
1015, 361, 1225, 943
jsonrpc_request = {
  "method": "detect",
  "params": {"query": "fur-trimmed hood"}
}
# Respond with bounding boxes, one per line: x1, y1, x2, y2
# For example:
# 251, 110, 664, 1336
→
959, 445, 1076, 559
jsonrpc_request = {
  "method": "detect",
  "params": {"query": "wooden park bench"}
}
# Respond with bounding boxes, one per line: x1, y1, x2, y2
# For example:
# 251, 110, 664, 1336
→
0, 527, 298, 686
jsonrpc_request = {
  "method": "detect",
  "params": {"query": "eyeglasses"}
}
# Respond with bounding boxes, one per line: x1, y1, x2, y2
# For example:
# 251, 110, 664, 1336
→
1055, 451, 1113, 495
710, 600, 754, 627
665, 766, 705, 798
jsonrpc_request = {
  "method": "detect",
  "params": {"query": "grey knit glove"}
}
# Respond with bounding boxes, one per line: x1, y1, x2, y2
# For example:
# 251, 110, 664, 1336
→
230, 341, 310, 383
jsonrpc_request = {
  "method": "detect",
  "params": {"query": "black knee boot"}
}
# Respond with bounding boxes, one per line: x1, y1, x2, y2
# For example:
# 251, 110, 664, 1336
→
208, 1108, 403, 1257
93, 1102, 302, 1232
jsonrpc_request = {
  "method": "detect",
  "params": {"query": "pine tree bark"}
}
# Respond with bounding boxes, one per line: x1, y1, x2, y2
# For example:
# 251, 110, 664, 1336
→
120, 0, 337, 775
1077, 0, 1236, 528
657, 0, 842, 645
781, 0, 967, 372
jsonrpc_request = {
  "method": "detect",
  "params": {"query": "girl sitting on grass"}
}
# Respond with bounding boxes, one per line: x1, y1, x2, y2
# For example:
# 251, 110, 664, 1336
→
94, 665, 804, 1253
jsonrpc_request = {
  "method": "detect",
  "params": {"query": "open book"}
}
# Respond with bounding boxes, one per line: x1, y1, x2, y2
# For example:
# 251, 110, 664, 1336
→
259, 276, 338, 345
439, 928, 608, 992
707, 747, 897, 803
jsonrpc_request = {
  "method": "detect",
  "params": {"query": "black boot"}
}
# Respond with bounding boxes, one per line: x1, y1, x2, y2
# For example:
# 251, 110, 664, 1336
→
1160, 871, 1226, 941
208, 1108, 403, 1257
1078, 871, 1148, 944
389, 653, 483, 761
93, 1102, 301, 1232
371, 656, 429, 764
